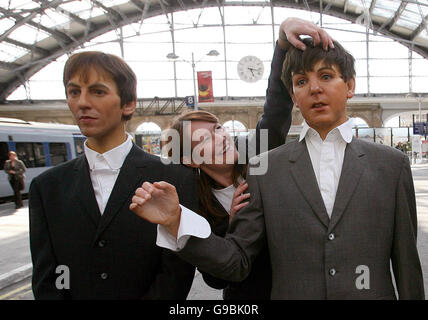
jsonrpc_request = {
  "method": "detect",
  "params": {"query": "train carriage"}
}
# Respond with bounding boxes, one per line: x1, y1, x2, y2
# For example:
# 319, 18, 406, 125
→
0, 118, 85, 199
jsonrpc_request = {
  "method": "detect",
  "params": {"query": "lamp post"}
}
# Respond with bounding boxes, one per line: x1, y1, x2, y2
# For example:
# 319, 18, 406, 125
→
407, 92, 424, 162
167, 50, 220, 110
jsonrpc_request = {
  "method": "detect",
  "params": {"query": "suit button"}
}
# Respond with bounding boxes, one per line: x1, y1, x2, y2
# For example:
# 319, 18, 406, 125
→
328, 233, 335, 241
329, 268, 336, 276
98, 240, 106, 247
100, 273, 108, 280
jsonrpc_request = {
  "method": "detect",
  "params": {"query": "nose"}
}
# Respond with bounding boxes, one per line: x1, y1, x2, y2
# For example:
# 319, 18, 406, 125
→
77, 90, 91, 109
309, 78, 323, 95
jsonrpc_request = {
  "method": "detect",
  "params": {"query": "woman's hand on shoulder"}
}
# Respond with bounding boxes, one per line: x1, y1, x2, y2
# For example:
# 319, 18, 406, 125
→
229, 180, 250, 222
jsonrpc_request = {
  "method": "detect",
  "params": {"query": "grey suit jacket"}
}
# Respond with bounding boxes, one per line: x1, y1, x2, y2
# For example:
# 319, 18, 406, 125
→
178, 137, 425, 299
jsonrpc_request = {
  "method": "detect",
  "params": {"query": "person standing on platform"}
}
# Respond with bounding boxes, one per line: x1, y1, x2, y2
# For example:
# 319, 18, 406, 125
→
29, 51, 198, 299
130, 19, 425, 299
4, 151, 26, 209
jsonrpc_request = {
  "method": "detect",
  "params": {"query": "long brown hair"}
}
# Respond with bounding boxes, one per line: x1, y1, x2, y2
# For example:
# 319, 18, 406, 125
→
166, 110, 247, 225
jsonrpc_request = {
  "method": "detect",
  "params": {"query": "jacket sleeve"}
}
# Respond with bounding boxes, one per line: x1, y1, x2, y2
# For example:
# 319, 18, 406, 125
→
4, 161, 10, 175
254, 41, 293, 155
391, 155, 425, 299
29, 178, 69, 300
18, 160, 26, 175
142, 167, 197, 299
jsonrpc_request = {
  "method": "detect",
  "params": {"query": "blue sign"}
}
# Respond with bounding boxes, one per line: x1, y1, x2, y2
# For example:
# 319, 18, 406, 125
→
413, 122, 427, 135
185, 96, 195, 108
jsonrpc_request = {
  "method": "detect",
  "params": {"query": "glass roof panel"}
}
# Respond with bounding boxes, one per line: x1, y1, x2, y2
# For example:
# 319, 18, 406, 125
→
58, 1, 105, 20
37, 8, 71, 29
372, 7, 396, 19
395, 17, 420, 30
173, 6, 221, 27
0, 42, 28, 62
0, 17, 16, 31
7, 23, 50, 44
5, 0, 39, 10
375, 0, 402, 12
372, 0, 401, 20
102, 0, 130, 7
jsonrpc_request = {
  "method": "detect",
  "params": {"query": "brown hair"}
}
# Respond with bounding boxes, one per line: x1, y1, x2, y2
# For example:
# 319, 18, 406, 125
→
281, 38, 356, 93
63, 51, 137, 121
166, 110, 247, 225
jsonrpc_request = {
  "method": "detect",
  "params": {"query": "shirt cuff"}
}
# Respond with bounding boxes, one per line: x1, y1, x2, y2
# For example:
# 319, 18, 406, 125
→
156, 204, 211, 251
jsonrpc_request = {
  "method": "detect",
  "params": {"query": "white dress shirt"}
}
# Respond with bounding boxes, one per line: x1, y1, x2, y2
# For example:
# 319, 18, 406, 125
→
84, 134, 133, 214
299, 118, 353, 217
157, 120, 354, 250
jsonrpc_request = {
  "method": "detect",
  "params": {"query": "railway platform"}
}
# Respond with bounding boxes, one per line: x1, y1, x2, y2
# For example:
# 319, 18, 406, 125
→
1, 162, 428, 300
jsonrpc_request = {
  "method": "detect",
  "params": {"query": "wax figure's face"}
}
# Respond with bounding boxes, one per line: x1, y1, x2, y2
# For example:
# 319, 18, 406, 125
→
183, 120, 239, 170
290, 60, 355, 135
66, 67, 135, 140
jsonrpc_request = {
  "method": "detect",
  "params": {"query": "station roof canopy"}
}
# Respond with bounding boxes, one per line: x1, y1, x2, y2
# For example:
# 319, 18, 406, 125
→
0, 0, 427, 102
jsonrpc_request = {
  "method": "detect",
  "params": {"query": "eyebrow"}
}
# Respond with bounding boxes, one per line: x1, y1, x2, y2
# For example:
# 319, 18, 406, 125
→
66, 82, 110, 90
292, 66, 336, 76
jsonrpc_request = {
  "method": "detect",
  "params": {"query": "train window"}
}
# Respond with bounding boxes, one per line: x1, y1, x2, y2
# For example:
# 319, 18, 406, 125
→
0, 142, 9, 170
15, 143, 46, 168
49, 143, 68, 166
73, 136, 85, 156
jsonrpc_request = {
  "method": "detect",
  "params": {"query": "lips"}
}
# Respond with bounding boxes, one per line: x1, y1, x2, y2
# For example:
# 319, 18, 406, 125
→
312, 102, 327, 109
79, 115, 97, 121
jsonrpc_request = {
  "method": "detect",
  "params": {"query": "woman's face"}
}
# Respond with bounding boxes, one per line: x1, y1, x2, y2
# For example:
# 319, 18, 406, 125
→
183, 120, 239, 169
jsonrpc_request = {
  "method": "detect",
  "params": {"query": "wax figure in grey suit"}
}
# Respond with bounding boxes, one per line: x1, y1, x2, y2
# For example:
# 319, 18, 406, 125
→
29, 51, 197, 299
130, 20, 424, 299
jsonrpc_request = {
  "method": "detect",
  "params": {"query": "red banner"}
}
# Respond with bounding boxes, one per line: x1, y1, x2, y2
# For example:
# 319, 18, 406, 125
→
197, 71, 214, 103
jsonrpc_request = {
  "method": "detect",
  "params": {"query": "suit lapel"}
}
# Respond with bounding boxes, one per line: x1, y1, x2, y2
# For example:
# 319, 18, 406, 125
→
289, 140, 330, 228
93, 145, 148, 241
73, 156, 101, 227
328, 138, 366, 232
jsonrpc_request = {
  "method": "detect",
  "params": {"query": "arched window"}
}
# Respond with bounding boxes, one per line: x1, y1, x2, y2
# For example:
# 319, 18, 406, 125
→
223, 120, 247, 137
135, 122, 162, 155
351, 117, 369, 128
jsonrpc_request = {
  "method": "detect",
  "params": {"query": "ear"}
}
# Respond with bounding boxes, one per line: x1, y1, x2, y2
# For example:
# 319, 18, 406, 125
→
121, 100, 137, 117
346, 77, 356, 99
290, 92, 299, 109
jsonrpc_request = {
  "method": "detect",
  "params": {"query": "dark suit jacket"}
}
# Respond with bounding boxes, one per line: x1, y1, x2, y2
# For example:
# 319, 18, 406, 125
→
178, 138, 425, 299
198, 42, 293, 300
30, 144, 198, 300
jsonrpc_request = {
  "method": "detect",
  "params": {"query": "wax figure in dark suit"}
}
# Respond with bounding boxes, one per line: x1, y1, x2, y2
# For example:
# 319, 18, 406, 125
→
29, 51, 197, 300
130, 18, 424, 299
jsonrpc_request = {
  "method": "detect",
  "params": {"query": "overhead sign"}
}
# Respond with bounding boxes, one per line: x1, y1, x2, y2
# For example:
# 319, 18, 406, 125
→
197, 71, 214, 103
185, 96, 195, 108
413, 122, 426, 135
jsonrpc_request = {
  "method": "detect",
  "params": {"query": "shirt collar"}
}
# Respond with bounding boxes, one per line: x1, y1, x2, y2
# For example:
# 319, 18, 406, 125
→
84, 133, 133, 170
299, 118, 354, 143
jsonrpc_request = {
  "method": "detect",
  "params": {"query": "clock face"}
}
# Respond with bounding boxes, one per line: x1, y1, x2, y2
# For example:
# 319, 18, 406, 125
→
237, 55, 264, 83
